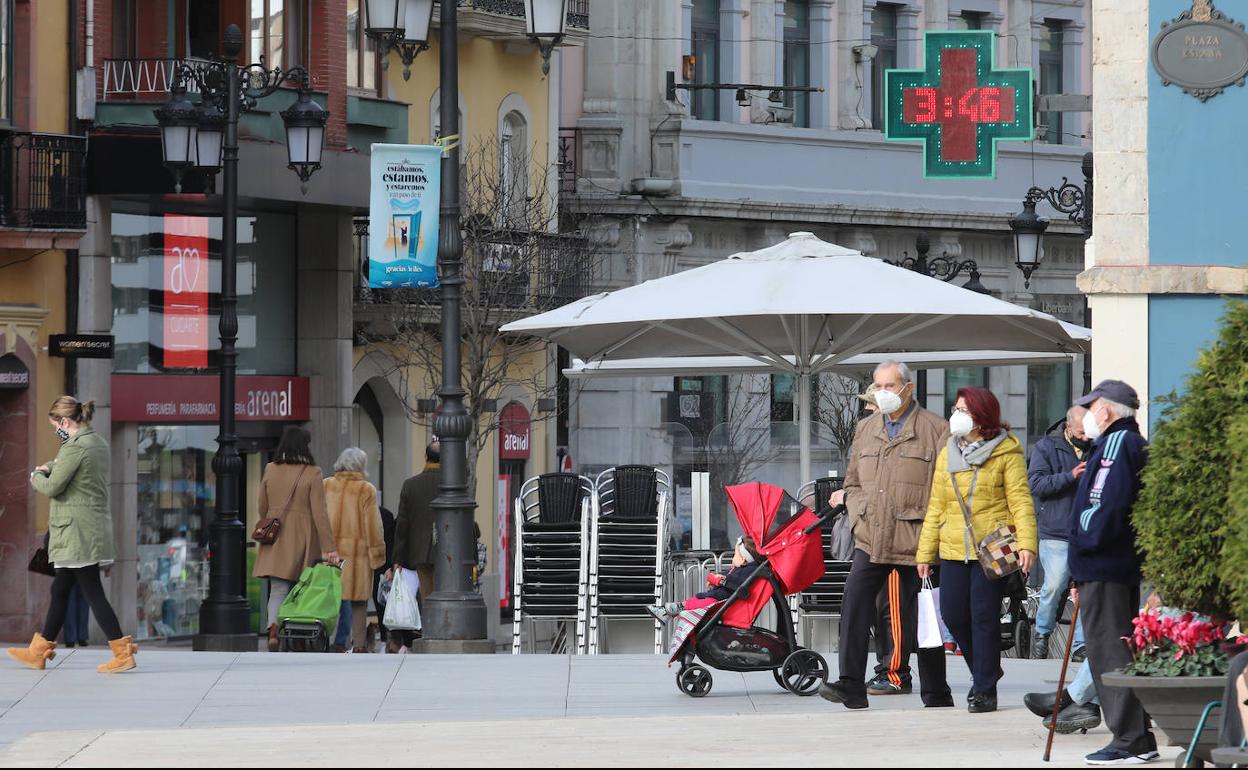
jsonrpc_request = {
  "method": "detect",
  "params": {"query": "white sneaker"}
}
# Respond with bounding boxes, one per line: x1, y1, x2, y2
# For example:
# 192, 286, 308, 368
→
645, 605, 671, 623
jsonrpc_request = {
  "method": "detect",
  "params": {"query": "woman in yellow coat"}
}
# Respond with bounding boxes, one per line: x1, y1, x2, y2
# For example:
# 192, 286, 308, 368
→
916, 387, 1037, 714
324, 448, 387, 652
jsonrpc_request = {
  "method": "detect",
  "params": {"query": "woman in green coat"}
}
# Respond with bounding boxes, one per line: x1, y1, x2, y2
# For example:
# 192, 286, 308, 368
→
6, 396, 137, 674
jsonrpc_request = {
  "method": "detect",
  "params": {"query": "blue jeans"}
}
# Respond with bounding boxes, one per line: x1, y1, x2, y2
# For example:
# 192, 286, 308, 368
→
334, 600, 352, 646
1037, 540, 1085, 647
1067, 662, 1100, 705
940, 560, 1005, 695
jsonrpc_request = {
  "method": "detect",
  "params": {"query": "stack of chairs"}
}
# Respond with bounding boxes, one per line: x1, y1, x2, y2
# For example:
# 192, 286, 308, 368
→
792, 476, 853, 649
587, 465, 670, 655
511, 472, 593, 655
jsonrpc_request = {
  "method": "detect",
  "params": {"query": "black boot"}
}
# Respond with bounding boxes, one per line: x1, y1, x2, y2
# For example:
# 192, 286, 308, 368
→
968, 690, 998, 713
1024, 688, 1073, 718
818, 679, 869, 710
1044, 702, 1102, 734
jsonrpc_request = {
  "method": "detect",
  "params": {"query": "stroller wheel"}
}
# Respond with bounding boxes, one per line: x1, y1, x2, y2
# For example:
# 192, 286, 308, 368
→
677, 665, 713, 698
772, 668, 789, 692
781, 649, 829, 696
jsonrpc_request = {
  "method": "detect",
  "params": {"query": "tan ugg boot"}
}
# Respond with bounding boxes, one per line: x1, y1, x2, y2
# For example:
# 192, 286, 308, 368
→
97, 636, 137, 673
6, 633, 56, 670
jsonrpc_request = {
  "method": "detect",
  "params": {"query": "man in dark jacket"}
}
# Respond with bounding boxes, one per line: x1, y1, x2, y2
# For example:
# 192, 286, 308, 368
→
1069, 380, 1158, 765
1028, 406, 1091, 661
390, 442, 440, 650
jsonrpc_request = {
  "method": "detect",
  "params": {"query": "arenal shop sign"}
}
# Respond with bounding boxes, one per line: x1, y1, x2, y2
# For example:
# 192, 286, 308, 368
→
111, 374, 310, 423
499, 401, 531, 460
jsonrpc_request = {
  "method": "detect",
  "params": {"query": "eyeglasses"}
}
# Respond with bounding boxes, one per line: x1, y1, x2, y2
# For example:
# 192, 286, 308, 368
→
951, 406, 971, 416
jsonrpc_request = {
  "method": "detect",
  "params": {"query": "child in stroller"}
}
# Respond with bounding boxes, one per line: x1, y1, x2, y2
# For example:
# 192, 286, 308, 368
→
647, 536, 761, 623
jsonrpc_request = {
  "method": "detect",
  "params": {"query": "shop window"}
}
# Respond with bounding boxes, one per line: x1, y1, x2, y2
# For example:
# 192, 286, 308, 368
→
136, 425, 216, 640
109, 206, 297, 375
1028, 363, 1073, 446
1039, 19, 1065, 144
691, 0, 721, 121
871, 3, 899, 130
783, 1, 811, 127
944, 366, 989, 418
347, 0, 380, 94
250, 0, 309, 69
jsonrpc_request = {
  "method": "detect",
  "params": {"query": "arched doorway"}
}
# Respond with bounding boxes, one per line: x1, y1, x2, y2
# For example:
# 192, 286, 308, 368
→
352, 382, 384, 492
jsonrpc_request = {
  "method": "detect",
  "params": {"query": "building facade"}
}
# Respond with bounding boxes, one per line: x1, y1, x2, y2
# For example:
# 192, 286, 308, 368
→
560, 0, 1093, 548
1083, 0, 1247, 429
0, 0, 86, 640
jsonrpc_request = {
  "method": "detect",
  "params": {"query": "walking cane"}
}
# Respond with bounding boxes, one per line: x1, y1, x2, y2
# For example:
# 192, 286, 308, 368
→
1043, 589, 1081, 762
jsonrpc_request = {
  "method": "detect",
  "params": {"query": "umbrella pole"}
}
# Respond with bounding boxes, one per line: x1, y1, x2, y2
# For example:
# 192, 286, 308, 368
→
798, 372, 812, 487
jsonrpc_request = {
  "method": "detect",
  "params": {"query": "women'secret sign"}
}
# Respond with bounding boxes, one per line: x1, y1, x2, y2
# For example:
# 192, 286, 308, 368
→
368, 144, 442, 288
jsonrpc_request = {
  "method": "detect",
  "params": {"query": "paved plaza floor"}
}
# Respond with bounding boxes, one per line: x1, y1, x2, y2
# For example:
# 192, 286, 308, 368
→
0, 650, 1180, 767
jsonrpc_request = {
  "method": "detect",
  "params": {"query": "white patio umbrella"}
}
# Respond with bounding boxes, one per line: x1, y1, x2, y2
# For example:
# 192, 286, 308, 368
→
503, 231, 1090, 482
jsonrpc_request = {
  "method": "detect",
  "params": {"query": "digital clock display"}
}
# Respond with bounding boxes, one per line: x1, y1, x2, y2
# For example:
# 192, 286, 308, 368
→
884, 31, 1034, 179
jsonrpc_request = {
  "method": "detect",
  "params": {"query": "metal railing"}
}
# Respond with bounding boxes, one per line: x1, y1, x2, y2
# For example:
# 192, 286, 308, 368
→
460, 0, 590, 29
0, 132, 88, 230
101, 58, 213, 101
557, 127, 580, 195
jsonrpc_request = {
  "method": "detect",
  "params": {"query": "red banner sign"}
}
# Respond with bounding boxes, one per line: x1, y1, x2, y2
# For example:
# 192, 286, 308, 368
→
499, 401, 531, 460
163, 215, 210, 369
111, 374, 310, 423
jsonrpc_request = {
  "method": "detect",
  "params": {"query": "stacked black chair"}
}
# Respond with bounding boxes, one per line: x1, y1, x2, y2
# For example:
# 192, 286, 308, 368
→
793, 476, 853, 649
511, 472, 593, 654
588, 465, 670, 654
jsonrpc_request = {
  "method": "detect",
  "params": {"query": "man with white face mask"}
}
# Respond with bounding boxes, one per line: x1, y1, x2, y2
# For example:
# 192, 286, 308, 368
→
1068, 380, 1158, 766
819, 361, 953, 710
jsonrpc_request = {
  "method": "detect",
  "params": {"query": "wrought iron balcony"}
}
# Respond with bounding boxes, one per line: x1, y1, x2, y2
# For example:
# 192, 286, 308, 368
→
101, 58, 213, 102
0, 132, 88, 230
458, 0, 589, 29
558, 127, 580, 195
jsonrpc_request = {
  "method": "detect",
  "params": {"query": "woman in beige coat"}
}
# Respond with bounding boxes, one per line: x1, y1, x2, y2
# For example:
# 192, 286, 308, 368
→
254, 426, 339, 651
324, 448, 386, 652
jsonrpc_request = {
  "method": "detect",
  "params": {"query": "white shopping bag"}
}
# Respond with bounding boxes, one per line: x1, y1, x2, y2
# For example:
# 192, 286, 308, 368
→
917, 578, 943, 649
383, 567, 423, 631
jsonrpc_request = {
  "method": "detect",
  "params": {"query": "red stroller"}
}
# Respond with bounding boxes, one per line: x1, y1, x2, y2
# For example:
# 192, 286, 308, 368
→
668, 482, 837, 697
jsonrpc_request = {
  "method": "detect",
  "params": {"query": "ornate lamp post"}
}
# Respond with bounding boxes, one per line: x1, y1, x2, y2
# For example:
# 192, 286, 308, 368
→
1010, 151, 1094, 389
363, 0, 566, 648
155, 24, 328, 651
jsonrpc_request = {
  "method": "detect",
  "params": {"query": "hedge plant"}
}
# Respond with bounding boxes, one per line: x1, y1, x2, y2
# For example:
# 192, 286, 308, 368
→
1133, 300, 1248, 621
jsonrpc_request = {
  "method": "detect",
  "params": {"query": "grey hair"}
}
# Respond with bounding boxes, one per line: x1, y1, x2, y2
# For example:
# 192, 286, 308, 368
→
1067, 404, 1088, 421
874, 360, 914, 385
333, 447, 369, 475
1101, 399, 1137, 421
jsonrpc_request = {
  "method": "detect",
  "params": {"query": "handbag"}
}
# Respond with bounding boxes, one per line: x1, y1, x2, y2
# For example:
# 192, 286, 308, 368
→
383, 567, 422, 631
950, 469, 1022, 580
916, 578, 943, 649
28, 532, 54, 577
252, 466, 308, 545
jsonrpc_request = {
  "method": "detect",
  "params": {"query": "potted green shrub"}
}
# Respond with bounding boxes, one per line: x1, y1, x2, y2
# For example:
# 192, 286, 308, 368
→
1102, 301, 1248, 766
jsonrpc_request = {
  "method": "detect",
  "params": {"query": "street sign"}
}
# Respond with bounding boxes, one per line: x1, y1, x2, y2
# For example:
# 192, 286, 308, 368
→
0, 353, 30, 390
885, 30, 1034, 179
48, 334, 115, 359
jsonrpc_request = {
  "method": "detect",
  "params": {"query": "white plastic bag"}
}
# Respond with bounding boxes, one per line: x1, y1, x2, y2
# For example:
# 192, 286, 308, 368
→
383, 567, 422, 631
917, 578, 943, 649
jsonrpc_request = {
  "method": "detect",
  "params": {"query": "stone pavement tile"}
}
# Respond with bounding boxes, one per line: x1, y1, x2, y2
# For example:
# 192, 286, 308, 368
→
0, 711, 1183, 768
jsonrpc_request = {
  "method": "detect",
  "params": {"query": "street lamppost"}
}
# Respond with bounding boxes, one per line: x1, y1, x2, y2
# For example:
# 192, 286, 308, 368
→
156, 24, 328, 651
1009, 151, 1093, 390
883, 231, 991, 403
364, 0, 568, 647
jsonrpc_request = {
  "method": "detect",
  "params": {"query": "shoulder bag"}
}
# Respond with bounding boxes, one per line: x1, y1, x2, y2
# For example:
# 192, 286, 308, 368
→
252, 466, 308, 545
950, 469, 1021, 580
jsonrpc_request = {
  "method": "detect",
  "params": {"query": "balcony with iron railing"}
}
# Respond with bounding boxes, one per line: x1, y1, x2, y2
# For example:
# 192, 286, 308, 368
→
440, 0, 590, 39
0, 132, 88, 231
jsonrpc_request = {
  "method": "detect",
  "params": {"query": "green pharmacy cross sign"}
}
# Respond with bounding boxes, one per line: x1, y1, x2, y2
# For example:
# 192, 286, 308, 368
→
885, 30, 1034, 178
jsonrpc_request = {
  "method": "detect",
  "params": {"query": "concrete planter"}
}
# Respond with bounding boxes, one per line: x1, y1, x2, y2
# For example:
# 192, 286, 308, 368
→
1102, 671, 1224, 764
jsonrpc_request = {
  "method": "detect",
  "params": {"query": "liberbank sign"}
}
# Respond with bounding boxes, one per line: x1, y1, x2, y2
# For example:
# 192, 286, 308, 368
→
110, 375, 310, 423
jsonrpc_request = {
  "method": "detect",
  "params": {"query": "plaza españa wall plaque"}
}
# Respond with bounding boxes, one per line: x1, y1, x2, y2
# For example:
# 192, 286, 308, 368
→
1152, 0, 1248, 102
885, 30, 1033, 179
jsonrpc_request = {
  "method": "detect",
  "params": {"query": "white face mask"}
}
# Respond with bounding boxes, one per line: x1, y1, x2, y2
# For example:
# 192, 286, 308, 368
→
874, 388, 903, 415
1082, 409, 1103, 441
950, 411, 975, 437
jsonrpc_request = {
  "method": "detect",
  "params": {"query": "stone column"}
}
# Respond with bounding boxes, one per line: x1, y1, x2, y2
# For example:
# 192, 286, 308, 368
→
860, 1, 878, 129
897, 5, 921, 69
810, 0, 837, 129
1063, 21, 1087, 141
719, 0, 749, 122
296, 207, 353, 472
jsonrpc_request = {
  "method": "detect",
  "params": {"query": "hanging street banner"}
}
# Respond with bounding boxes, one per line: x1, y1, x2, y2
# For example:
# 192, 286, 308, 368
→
368, 143, 442, 288
885, 30, 1034, 179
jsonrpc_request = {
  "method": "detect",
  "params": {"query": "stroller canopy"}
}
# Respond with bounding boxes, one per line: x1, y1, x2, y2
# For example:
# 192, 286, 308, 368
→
719, 483, 826, 629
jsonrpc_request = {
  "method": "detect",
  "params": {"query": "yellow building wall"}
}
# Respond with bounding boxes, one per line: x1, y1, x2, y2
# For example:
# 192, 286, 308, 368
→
387, 35, 551, 170
34, 0, 70, 134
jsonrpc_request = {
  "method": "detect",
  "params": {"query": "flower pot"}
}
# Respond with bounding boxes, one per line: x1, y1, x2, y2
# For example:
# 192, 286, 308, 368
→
1102, 671, 1224, 764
